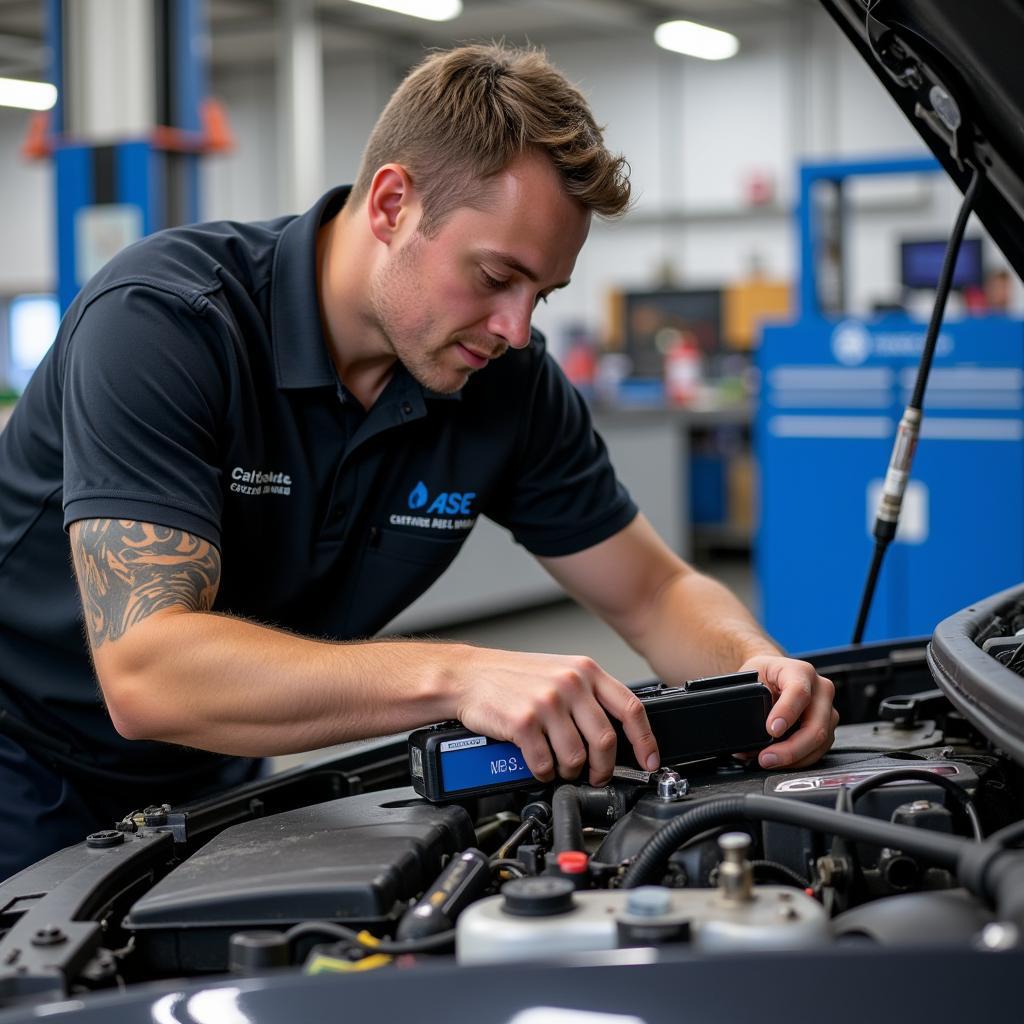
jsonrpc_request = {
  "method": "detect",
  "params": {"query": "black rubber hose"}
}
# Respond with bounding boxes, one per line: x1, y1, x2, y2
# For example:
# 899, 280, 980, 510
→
577, 783, 637, 825
956, 843, 1024, 925
988, 818, 1024, 848
622, 797, 747, 887
621, 794, 970, 888
552, 784, 585, 854
844, 767, 984, 840
984, 855, 1024, 925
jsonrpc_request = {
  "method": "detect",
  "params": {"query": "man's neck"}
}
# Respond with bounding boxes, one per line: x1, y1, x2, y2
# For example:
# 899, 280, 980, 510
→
316, 207, 396, 411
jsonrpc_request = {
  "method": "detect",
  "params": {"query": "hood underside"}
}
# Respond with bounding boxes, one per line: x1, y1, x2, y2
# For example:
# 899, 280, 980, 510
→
820, 0, 1024, 279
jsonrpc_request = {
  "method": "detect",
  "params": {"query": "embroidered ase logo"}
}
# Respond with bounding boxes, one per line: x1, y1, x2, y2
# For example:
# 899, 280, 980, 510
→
407, 480, 476, 516
389, 480, 477, 532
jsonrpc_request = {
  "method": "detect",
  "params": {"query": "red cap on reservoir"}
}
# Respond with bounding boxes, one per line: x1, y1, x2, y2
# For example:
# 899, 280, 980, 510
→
556, 851, 589, 875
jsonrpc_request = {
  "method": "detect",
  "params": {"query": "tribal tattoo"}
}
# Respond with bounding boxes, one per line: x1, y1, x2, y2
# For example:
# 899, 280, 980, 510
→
70, 519, 221, 649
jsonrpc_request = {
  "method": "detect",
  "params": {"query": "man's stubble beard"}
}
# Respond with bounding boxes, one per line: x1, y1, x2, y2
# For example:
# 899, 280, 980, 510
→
369, 233, 468, 395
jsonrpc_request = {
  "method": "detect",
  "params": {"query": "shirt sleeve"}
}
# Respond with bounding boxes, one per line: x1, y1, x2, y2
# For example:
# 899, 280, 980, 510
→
60, 283, 228, 547
488, 346, 638, 557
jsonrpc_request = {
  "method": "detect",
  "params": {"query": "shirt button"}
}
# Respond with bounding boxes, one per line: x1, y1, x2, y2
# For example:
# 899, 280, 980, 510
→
333, 506, 345, 521
401, 401, 413, 415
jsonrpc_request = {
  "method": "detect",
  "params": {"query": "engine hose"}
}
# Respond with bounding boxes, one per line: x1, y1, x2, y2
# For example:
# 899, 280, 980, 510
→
955, 842, 1024, 924
988, 818, 1024, 849
552, 784, 585, 854
621, 794, 970, 889
576, 782, 643, 825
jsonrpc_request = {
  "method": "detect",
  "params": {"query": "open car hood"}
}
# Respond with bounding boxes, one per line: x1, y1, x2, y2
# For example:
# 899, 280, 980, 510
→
820, 0, 1024, 279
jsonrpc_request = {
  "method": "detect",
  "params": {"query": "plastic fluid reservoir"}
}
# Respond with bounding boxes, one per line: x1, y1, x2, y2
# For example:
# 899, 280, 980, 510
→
457, 878, 616, 965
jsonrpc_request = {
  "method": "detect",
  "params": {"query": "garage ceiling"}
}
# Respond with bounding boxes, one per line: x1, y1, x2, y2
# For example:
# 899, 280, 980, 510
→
0, 0, 811, 80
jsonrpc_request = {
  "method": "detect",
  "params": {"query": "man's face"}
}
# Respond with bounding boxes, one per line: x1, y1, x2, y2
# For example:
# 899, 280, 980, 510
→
369, 154, 591, 394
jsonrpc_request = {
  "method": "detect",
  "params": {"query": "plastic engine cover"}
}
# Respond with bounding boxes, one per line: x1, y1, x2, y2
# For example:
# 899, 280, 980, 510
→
126, 787, 474, 972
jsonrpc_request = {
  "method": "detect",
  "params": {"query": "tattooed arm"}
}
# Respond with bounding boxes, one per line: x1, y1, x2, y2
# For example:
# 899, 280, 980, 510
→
69, 517, 456, 754
68, 517, 657, 781
72, 520, 221, 648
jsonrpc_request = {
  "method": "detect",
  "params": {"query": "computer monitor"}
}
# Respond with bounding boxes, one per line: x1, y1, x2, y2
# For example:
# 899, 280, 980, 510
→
900, 237, 984, 291
7, 293, 60, 393
622, 288, 722, 378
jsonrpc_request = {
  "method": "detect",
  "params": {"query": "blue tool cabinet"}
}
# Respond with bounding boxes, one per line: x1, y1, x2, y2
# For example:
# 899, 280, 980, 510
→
757, 157, 1024, 651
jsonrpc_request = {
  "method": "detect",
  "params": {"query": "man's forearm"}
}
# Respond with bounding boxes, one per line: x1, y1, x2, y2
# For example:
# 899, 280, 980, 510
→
95, 610, 463, 755
629, 569, 782, 683
72, 518, 660, 779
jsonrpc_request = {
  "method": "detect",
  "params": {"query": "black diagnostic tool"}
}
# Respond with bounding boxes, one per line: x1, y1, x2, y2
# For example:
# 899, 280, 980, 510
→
408, 671, 774, 802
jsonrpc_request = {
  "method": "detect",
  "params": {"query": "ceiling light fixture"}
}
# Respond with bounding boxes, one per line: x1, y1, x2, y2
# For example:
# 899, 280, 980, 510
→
347, 0, 462, 22
0, 77, 57, 111
654, 20, 739, 61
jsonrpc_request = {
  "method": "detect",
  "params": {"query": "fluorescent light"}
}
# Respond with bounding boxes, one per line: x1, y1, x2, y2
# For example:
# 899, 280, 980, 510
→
0, 76, 57, 111
347, 0, 462, 21
654, 20, 739, 61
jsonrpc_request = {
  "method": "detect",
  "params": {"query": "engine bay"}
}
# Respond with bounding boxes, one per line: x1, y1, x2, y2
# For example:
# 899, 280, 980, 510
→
3, 592, 1024, 1020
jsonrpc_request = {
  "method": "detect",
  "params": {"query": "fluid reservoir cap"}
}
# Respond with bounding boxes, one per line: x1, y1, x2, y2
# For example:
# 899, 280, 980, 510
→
501, 877, 576, 917
556, 850, 589, 875
626, 887, 672, 918
229, 930, 290, 973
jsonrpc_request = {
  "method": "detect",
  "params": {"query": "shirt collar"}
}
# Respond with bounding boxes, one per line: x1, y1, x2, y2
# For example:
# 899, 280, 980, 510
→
270, 186, 348, 390
270, 185, 460, 402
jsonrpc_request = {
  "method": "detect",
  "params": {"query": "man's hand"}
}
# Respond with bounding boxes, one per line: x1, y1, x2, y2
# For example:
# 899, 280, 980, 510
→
738, 654, 838, 770
450, 648, 660, 787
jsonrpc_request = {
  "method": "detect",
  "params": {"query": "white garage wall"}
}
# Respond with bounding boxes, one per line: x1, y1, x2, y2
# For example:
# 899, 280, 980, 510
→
0, 108, 53, 291
0, 4, 1012, 331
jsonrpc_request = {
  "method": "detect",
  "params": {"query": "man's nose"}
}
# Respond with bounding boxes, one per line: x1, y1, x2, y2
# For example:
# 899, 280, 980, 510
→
486, 297, 532, 350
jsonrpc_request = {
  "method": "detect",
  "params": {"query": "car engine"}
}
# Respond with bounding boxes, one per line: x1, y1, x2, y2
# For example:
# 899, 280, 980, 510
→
3, 597, 1024, 1014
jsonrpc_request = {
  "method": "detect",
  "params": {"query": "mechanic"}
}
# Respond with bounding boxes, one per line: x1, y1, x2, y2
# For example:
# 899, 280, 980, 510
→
0, 43, 837, 879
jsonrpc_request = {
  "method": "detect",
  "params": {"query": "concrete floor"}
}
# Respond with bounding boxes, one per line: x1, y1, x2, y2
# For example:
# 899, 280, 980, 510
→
272, 555, 755, 772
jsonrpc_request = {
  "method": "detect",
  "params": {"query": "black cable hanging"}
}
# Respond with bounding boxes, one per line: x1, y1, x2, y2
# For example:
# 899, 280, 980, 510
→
852, 165, 983, 645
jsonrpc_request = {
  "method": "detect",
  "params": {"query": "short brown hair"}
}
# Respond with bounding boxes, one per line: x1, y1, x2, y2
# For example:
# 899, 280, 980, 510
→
349, 43, 631, 234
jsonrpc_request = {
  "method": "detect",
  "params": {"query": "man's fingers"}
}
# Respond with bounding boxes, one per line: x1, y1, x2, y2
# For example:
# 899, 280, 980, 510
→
459, 652, 659, 783
542, 712, 590, 782
515, 732, 556, 782
761, 662, 825, 739
783, 706, 840, 770
759, 684, 837, 769
568, 696, 620, 785
595, 675, 659, 773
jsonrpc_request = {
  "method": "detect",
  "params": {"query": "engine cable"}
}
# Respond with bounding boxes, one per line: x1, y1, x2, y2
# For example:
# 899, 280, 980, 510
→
284, 920, 456, 955
750, 859, 811, 890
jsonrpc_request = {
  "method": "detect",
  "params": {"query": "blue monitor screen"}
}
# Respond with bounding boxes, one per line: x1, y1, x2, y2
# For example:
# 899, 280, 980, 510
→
8, 293, 59, 393
440, 739, 535, 794
900, 238, 983, 290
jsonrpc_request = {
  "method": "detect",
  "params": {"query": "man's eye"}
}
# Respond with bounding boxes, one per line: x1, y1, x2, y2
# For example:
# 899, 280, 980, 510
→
481, 270, 509, 290
534, 293, 550, 308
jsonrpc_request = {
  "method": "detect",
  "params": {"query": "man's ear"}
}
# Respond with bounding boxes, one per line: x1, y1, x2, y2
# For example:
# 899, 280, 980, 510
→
366, 164, 417, 245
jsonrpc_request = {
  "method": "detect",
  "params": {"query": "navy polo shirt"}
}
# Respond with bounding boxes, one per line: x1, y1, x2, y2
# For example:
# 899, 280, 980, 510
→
0, 186, 637, 781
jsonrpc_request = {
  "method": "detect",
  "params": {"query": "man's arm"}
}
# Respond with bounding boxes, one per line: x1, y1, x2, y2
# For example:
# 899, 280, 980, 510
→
538, 513, 838, 770
70, 519, 658, 783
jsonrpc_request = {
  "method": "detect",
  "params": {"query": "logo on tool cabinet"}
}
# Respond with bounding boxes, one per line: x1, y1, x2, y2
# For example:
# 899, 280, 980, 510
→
391, 480, 477, 532
831, 319, 955, 366
831, 321, 872, 366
